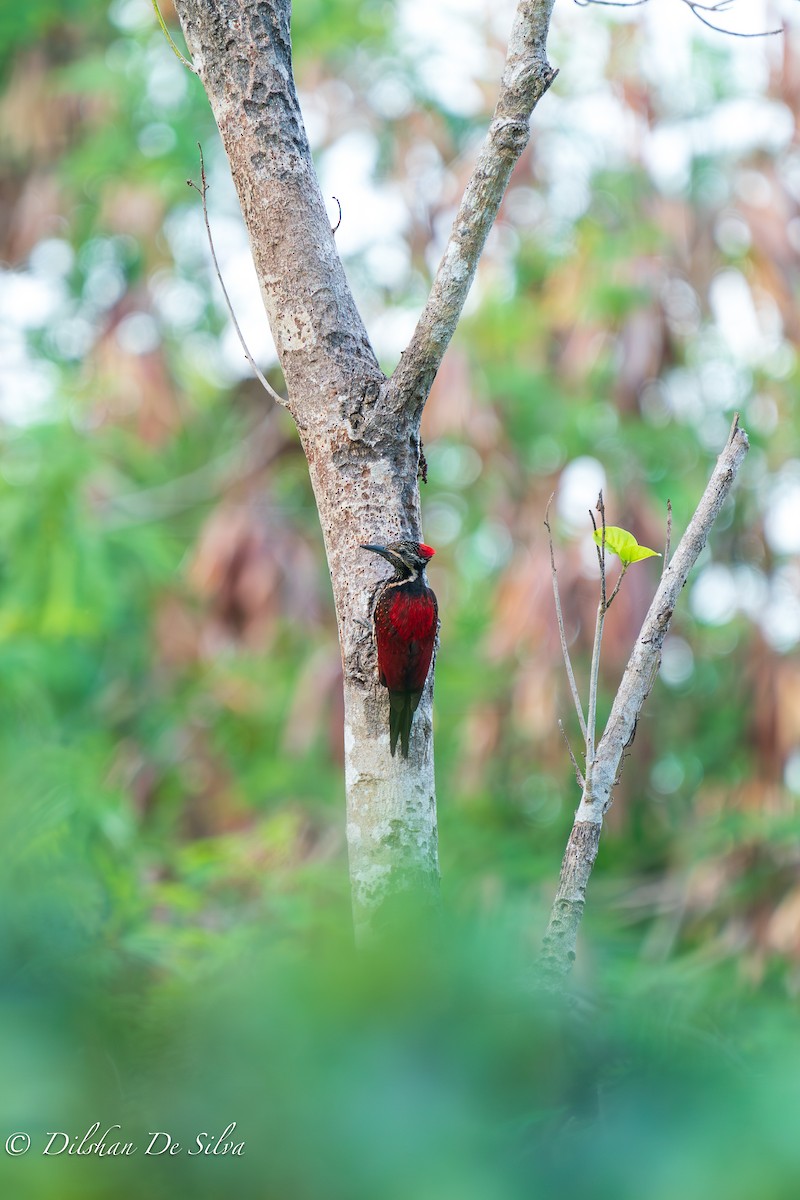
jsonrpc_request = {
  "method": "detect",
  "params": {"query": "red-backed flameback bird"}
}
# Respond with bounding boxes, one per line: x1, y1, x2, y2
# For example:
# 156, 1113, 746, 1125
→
361, 540, 438, 759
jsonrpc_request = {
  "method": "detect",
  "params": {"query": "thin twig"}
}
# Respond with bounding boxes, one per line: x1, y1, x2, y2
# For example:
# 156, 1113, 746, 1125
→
727, 409, 741, 444
662, 499, 672, 579
573, 0, 782, 36
545, 495, 587, 741
585, 493, 607, 773
598, 492, 607, 610
559, 719, 585, 789
187, 145, 286, 407
682, 0, 781, 36
585, 600, 604, 777
588, 496, 607, 608
606, 561, 628, 609
151, 0, 197, 72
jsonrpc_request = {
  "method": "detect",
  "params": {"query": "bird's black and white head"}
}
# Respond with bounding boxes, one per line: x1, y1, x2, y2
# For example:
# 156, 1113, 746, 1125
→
360, 540, 435, 582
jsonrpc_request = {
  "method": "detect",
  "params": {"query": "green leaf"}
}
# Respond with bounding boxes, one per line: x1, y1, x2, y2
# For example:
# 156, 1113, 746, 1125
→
593, 525, 661, 564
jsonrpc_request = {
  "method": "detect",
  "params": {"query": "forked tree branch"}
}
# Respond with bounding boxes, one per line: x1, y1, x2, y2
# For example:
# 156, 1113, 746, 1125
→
540, 416, 749, 987
387, 0, 558, 417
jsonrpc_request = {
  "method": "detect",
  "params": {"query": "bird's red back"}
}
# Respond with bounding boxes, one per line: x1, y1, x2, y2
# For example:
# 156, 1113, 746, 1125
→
374, 582, 437, 693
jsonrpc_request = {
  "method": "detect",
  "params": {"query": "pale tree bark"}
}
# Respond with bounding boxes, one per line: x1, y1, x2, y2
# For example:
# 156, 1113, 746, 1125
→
540, 419, 750, 987
171, 0, 557, 937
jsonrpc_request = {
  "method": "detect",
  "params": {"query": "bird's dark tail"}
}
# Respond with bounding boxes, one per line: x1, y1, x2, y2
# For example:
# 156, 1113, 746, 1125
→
389, 690, 423, 758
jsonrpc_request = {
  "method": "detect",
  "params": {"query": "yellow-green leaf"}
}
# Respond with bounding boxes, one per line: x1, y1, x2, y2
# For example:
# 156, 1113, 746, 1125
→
593, 525, 661, 564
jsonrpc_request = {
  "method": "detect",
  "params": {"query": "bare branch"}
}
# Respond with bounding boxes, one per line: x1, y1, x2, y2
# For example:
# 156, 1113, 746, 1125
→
605, 561, 628, 610
541, 421, 750, 987
585, 494, 607, 775
573, 0, 782, 36
545, 494, 587, 742
596, 492, 607, 611
387, 0, 558, 416
574, 0, 648, 7
682, 0, 781, 37
585, 598, 604, 779
188, 145, 287, 408
662, 498, 672, 579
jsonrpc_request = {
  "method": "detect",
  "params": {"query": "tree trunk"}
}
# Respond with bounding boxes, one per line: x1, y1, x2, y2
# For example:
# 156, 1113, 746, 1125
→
172, 0, 438, 937
172, 0, 557, 936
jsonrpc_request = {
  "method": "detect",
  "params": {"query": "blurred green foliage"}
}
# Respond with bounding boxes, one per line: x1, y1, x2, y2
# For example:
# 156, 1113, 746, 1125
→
2, 0, 800, 1194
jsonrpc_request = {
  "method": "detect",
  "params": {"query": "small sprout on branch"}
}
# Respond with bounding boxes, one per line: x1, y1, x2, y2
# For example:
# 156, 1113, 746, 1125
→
548, 492, 663, 795
331, 196, 343, 235
591, 526, 661, 565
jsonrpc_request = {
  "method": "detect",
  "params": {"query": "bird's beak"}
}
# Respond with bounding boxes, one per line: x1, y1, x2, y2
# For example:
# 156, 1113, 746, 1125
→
360, 543, 393, 563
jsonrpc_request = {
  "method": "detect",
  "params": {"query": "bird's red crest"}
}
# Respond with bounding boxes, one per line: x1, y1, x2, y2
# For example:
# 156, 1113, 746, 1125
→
418, 543, 435, 559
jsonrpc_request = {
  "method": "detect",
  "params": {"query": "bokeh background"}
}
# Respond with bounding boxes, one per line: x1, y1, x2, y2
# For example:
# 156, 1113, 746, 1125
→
2, 0, 800, 1195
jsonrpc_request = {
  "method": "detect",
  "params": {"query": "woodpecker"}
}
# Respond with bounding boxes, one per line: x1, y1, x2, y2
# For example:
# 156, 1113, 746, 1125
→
361, 540, 438, 759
